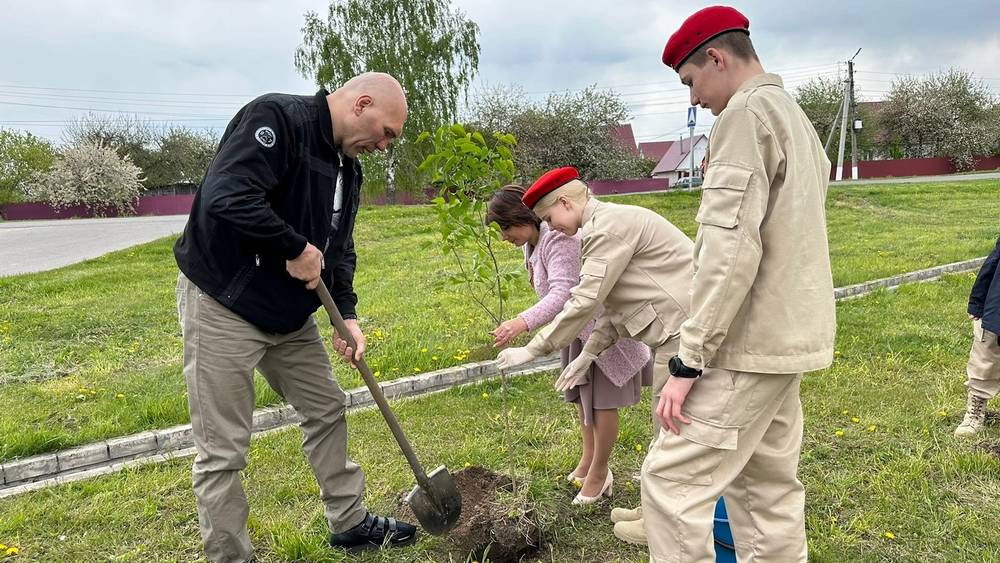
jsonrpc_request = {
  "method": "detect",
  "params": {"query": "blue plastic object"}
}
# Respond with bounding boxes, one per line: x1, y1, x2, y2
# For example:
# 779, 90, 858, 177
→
714, 497, 736, 563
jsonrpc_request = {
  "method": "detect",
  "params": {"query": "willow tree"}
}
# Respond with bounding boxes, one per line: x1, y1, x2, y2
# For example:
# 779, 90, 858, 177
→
295, 0, 480, 202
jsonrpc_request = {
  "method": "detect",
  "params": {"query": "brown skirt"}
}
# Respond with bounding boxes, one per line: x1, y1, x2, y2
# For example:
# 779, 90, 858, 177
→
560, 339, 653, 426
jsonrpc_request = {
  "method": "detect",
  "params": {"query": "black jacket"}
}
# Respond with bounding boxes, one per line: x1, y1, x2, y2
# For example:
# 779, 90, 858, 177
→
174, 90, 362, 334
969, 236, 1000, 335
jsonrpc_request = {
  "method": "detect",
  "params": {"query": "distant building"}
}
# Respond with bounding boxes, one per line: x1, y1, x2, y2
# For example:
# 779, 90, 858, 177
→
638, 141, 675, 163
651, 134, 709, 183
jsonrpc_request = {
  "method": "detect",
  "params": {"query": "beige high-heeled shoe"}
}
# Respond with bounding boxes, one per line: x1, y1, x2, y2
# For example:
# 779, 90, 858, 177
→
572, 472, 613, 505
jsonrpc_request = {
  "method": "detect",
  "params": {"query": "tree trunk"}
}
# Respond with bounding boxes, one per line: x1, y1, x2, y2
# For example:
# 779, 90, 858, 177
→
386, 145, 398, 205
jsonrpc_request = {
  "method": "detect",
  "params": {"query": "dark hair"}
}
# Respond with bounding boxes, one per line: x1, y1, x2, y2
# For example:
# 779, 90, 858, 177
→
486, 185, 541, 230
684, 30, 758, 68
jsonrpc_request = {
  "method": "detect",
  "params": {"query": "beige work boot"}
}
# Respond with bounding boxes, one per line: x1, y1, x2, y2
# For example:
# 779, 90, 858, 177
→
610, 505, 642, 523
613, 518, 647, 545
955, 393, 988, 437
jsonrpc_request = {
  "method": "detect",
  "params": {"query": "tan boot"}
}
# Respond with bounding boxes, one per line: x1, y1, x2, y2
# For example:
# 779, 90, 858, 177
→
610, 505, 642, 523
613, 518, 647, 545
955, 393, 988, 437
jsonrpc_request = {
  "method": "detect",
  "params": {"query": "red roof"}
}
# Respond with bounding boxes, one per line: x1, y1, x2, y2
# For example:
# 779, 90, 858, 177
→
638, 141, 675, 162
610, 124, 639, 156
652, 134, 707, 175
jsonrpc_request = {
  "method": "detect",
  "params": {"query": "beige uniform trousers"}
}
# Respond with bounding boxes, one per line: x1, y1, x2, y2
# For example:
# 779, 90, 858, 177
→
968, 318, 1000, 400
177, 273, 366, 563
641, 370, 806, 563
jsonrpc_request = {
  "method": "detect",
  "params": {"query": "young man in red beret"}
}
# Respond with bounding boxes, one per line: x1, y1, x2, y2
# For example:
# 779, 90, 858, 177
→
640, 6, 835, 562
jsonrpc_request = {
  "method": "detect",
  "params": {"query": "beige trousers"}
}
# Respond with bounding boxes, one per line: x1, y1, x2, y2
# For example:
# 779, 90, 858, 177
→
967, 318, 1000, 400
641, 368, 806, 563
177, 273, 366, 563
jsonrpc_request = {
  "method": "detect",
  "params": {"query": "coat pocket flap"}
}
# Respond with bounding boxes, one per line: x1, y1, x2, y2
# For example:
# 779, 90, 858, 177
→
580, 259, 607, 278
624, 303, 658, 336
678, 416, 739, 450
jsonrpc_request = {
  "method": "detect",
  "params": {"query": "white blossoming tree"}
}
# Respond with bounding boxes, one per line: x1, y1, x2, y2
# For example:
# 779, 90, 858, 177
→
28, 141, 145, 216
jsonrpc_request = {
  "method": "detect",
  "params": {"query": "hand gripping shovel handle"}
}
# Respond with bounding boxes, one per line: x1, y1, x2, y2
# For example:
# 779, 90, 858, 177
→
315, 280, 432, 488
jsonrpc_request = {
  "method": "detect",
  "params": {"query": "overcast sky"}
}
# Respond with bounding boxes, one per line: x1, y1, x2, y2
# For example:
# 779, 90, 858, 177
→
2, 0, 998, 146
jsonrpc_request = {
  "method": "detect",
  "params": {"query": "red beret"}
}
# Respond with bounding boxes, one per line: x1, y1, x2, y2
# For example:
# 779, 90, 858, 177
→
662, 6, 750, 70
522, 167, 579, 209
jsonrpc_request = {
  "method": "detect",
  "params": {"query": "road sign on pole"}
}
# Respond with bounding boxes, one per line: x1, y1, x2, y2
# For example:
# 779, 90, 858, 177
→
687, 106, 697, 128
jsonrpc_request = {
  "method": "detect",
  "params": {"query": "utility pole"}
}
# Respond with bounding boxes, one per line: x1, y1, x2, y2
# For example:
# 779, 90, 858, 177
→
824, 94, 844, 153
835, 66, 850, 181
834, 49, 861, 181
848, 48, 861, 180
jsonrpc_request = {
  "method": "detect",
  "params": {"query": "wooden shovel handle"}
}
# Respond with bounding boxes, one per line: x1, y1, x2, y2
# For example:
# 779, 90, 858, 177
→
315, 280, 431, 486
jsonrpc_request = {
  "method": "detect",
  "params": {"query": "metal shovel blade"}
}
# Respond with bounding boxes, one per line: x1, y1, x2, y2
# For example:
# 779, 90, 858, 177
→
404, 465, 462, 536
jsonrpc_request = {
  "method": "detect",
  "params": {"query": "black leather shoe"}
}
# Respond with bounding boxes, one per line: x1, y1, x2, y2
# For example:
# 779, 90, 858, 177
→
329, 512, 417, 553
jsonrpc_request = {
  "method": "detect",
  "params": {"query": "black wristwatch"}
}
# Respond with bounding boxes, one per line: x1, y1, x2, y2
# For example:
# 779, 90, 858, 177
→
668, 355, 703, 379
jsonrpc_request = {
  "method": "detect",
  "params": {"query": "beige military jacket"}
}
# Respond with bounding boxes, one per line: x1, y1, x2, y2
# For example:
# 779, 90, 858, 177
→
678, 73, 835, 374
524, 199, 694, 371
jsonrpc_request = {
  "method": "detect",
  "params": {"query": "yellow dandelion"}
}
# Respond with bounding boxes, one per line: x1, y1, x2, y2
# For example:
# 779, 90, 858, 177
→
835, 430, 845, 437
842, 410, 849, 416
464, 462, 471, 468
116, 393, 125, 400
0, 544, 6, 551
453, 355, 463, 361
922, 428, 930, 434
867, 425, 877, 432
432, 356, 439, 361
884, 532, 895, 540
5, 547, 19, 556
421, 348, 428, 353
481, 392, 490, 400
373, 371, 381, 378
413, 367, 420, 373
851, 417, 861, 424
635, 443, 644, 452
834, 350, 841, 356
938, 410, 948, 417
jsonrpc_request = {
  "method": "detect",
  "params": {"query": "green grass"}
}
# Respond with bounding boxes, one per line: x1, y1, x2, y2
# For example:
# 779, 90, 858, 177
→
0, 180, 998, 461
2, 273, 999, 561
616, 179, 1000, 285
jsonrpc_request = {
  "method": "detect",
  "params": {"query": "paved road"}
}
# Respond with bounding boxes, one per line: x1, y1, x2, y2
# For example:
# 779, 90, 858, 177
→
0, 215, 187, 277
830, 171, 1000, 185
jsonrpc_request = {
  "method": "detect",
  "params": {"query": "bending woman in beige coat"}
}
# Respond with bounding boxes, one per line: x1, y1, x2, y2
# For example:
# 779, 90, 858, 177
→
487, 185, 652, 504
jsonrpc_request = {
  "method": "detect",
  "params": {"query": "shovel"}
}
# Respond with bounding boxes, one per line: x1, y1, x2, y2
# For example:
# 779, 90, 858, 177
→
315, 279, 462, 536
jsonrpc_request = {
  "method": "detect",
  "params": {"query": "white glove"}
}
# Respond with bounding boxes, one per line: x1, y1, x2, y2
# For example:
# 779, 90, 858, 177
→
554, 351, 597, 392
495, 346, 536, 370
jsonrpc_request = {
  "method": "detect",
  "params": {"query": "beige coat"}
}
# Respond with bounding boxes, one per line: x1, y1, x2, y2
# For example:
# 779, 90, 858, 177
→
525, 198, 693, 372
679, 73, 835, 374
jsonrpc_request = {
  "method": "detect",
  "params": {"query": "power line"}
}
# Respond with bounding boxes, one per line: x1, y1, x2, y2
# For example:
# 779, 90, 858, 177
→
0, 82, 256, 98
0, 99, 232, 118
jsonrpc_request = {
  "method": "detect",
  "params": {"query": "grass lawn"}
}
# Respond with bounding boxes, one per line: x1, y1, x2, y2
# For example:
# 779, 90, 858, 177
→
2, 273, 999, 562
0, 179, 998, 461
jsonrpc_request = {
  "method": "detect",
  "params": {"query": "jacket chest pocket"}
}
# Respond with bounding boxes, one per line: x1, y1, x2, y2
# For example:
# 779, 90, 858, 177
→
696, 163, 753, 228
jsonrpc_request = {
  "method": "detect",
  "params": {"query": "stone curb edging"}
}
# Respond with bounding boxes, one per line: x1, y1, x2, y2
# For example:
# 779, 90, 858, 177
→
0, 255, 987, 497
833, 257, 986, 300
0, 357, 560, 497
